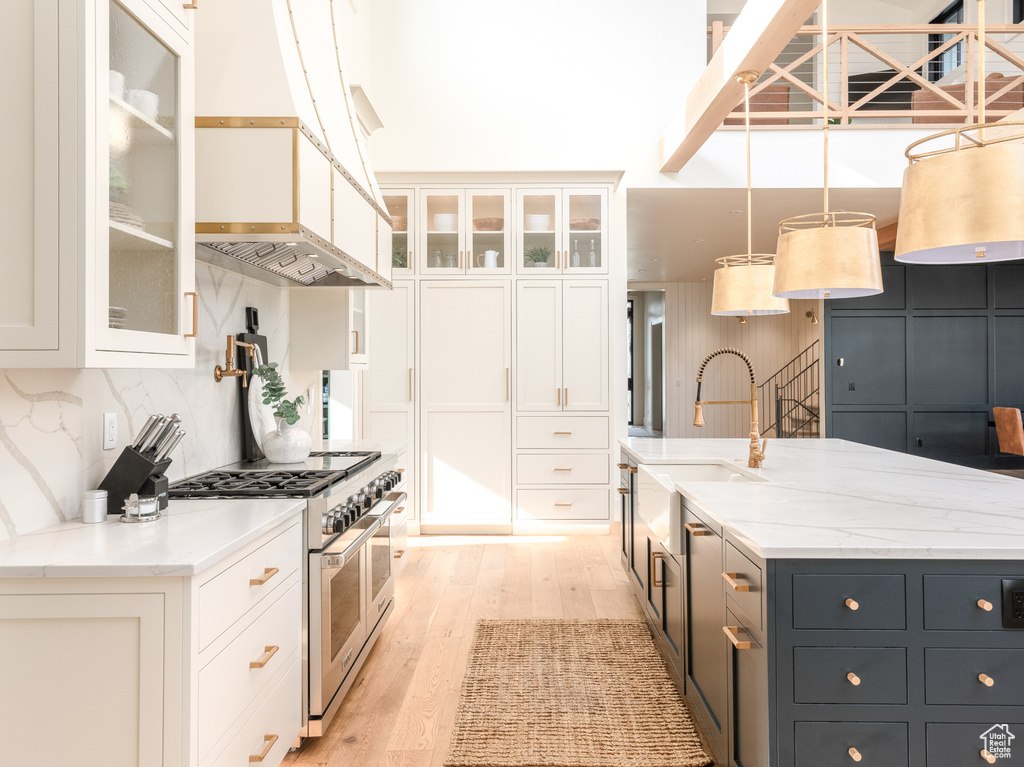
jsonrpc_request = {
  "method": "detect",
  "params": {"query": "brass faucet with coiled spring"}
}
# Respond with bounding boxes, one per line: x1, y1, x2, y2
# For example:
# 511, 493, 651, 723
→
693, 347, 767, 468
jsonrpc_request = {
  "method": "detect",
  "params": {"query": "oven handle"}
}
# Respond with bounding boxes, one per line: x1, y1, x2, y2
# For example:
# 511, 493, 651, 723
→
321, 520, 381, 570
372, 491, 407, 524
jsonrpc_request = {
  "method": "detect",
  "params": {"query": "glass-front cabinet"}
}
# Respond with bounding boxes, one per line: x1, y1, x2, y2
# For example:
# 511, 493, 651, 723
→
383, 190, 414, 274
96, 0, 195, 362
467, 189, 511, 274
517, 188, 608, 275
419, 190, 465, 275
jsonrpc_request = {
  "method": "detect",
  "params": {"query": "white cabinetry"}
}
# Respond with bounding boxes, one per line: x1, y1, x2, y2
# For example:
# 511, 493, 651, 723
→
419, 281, 512, 532
290, 288, 369, 370
0, 518, 302, 767
418, 189, 512, 275
0, 0, 197, 368
517, 188, 608, 275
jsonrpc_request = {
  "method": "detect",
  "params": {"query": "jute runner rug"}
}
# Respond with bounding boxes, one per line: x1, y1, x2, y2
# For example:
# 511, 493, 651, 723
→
444, 619, 713, 767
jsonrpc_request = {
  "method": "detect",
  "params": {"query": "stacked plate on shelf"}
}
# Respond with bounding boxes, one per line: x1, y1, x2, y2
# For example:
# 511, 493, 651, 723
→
433, 213, 457, 232
109, 306, 128, 330
525, 214, 551, 231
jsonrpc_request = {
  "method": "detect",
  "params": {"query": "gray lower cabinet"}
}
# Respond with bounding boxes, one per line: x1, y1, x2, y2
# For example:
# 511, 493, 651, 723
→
621, 488, 1024, 767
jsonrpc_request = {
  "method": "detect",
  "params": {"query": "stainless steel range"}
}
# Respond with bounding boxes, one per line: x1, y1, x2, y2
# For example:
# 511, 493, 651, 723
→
169, 449, 407, 738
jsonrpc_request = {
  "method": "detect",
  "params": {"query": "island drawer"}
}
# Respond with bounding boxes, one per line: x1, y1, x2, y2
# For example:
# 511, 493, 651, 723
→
792, 574, 906, 630
926, 722, 1024, 767
198, 577, 301, 761
794, 722, 908, 767
198, 521, 301, 651
724, 542, 762, 630
515, 488, 610, 521
517, 453, 609, 484
925, 648, 1024, 706
793, 647, 907, 704
924, 575, 1018, 630
516, 416, 609, 449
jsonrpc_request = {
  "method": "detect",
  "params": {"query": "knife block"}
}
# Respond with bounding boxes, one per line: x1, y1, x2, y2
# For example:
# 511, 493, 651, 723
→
98, 446, 173, 515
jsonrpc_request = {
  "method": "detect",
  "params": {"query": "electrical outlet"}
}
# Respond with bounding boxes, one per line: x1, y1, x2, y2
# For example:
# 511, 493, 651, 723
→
102, 412, 117, 450
1001, 579, 1024, 629
849, 382, 856, 391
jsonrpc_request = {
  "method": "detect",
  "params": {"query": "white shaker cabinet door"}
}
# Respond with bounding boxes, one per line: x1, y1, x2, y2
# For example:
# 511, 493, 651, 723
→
419, 281, 512, 531
516, 281, 562, 411
562, 280, 609, 411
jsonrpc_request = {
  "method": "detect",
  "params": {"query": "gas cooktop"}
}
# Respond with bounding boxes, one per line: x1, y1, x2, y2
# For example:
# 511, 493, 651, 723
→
168, 450, 381, 499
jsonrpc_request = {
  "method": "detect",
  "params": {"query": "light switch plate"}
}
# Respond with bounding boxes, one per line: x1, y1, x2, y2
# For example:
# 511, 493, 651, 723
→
103, 412, 117, 450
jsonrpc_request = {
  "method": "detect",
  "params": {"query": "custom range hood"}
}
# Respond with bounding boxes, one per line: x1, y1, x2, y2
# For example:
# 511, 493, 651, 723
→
193, 0, 391, 288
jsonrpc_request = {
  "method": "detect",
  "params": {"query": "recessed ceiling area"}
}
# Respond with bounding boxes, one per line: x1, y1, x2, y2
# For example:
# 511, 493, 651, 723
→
626, 187, 902, 283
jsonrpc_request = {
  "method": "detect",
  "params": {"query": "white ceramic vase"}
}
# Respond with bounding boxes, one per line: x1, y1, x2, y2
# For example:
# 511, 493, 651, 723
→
262, 418, 312, 464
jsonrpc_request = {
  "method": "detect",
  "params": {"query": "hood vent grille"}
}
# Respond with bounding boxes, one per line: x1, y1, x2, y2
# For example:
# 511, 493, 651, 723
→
201, 242, 333, 286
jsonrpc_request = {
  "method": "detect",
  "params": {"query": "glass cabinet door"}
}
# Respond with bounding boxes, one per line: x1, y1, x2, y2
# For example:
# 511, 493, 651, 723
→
419, 190, 465, 275
99, 0, 193, 356
517, 189, 562, 275
383, 190, 414, 274
467, 189, 511, 274
563, 190, 608, 274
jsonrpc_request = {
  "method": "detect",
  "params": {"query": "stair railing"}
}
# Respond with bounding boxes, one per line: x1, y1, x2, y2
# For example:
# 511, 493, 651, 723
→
758, 340, 821, 439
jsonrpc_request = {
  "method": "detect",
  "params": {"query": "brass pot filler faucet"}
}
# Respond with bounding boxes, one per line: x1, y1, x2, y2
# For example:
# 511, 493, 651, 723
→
693, 347, 767, 468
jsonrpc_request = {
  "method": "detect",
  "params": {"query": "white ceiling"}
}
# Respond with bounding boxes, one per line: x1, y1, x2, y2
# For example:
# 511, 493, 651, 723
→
626, 187, 902, 283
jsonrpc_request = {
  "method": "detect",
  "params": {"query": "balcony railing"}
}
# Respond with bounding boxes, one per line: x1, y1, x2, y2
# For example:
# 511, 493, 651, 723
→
708, 23, 1024, 128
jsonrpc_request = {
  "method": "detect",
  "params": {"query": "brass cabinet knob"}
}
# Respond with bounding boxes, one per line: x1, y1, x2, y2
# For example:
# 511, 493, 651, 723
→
848, 747, 862, 762
847, 672, 861, 686
978, 598, 994, 611
617, 463, 628, 469
617, 488, 629, 495
982, 748, 997, 764
979, 673, 995, 687
845, 597, 860, 611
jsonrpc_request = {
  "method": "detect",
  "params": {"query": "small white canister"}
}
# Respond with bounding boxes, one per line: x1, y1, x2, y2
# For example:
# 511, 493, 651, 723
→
81, 489, 108, 524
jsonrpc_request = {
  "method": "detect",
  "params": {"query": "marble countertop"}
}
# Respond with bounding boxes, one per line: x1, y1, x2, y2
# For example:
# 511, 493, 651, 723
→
621, 438, 1024, 560
318, 437, 409, 456
0, 498, 305, 578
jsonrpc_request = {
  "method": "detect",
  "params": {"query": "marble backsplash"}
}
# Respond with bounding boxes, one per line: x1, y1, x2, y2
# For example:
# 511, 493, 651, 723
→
0, 263, 320, 542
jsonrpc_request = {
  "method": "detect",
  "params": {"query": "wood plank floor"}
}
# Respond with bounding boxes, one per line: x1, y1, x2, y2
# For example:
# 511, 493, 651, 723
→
283, 528, 643, 767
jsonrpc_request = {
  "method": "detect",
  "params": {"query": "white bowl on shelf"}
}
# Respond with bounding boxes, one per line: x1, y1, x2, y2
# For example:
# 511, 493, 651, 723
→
433, 213, 457, 232
525, 214, 551, 231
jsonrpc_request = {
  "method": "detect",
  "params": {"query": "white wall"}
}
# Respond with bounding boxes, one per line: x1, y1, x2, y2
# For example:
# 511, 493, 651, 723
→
0, 267, 319, 542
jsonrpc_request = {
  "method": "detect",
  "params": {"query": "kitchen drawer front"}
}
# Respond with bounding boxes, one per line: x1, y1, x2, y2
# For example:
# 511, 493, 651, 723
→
927, 722, 1024, 767
793, 647, 908, 704
516, 416, 609, 449
515, 488, 609, 521
924, 575, 1016, 630
198, 577, 301, 761
792, 574, 906, 630
516, 453, 609, 484
209, 657, 301, 767
795, 722, 909, 767
925, 648, 1024, 705
724, 542, 762, 630
198, 522, 301, 650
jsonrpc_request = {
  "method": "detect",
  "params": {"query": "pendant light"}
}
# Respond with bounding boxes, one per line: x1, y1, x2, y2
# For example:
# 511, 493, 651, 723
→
711, 72, 790, 317
895, 0, 1024, 264
773, 0, 883, 299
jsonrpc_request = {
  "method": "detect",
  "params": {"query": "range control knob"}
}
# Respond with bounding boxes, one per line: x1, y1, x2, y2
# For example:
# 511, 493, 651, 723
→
332, 515, 348, 533
371, 481, 385, 499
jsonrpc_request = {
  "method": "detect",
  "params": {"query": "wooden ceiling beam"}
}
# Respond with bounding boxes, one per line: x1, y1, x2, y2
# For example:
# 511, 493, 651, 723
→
660, 0, 822, 173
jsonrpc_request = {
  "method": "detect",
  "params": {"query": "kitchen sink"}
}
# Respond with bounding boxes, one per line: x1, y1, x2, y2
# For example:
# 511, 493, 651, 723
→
651, 463, 766, 484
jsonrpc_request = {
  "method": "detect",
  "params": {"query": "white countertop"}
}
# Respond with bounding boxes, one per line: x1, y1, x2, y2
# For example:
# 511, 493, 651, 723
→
319, 438, 409, 456
0, 498, 305, 578
621, 438, 1024, 560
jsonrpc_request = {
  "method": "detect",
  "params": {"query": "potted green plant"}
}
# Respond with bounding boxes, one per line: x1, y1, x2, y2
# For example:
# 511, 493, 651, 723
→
526, 245, 552, 267
392, 246, 407, 268
109, 166, 129, 203
253, 361, 310, 463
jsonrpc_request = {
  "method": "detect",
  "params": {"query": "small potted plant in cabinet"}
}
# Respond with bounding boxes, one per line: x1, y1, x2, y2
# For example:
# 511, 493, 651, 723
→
526, 245, 552, 268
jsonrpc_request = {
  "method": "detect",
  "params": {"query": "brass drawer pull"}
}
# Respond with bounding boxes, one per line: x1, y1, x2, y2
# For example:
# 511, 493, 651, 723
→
183, 1, 197, 10
250, 567, 279, 586
722, 572, 751, 592
651, 552, 665, 587
847, 672, 861, 686
397, 468, 405, 473
979, 673, 995, 687
684, 522, 710, 536
722, 625, 751, 649
617, 488, 629, 495
554, 431, 573, 435
554, 468, 572, 472
352, 330, 359, 355
564, 387, 569, 406
249, 645, 279, 669
848, 747, 862, 762
978, 598, 994, 611
557, 388, 561, 405
554, 502, 573, 507
184, 292, 199, 338
628, 466, 638, 474
249, 734, 279, 763
982, 748, 997, 764
617, 463, 628, 469
845, 597, 860, 611
394, 549, 406, 559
